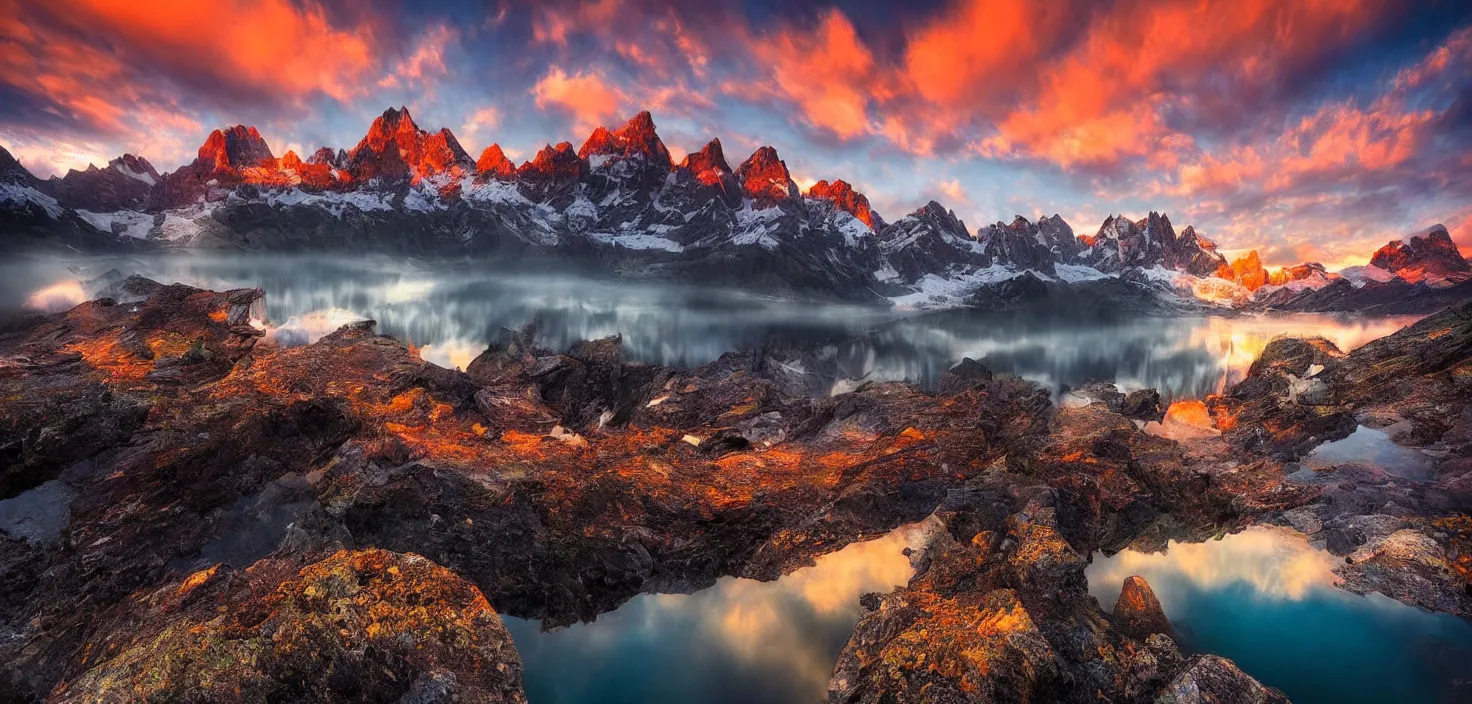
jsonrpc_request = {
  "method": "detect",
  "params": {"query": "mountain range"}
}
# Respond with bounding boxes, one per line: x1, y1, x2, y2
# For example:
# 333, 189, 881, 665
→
3, 108, 1469, 313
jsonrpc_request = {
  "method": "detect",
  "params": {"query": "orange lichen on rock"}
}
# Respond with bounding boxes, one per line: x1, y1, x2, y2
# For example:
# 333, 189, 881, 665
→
175, 565, 220, 599
54, 550, 526, 703
63, 336, 154, 382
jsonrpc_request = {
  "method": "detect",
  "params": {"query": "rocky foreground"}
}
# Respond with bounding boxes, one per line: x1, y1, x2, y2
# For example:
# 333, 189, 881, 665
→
0, 279, 1469, 702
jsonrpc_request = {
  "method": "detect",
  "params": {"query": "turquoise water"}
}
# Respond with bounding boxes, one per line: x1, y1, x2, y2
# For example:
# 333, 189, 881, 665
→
503, 522, 932, 704
1305, 425, 1435, 480
1088, 526, 1472, 703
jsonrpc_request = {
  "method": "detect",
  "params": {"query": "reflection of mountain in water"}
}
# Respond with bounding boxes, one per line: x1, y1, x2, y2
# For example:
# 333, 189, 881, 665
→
808, 309, 1416, 400
3, 254, 1422, 400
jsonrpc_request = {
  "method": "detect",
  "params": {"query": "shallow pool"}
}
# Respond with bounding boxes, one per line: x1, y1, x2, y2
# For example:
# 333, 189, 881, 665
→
1087, 526, 1472, 703
502, 522, 932, 704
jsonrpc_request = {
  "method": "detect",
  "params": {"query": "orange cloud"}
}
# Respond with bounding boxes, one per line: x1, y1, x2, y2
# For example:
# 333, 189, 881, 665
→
940, 0, 1389, 167
42, 0, 381, 103
743, 9, 880, 140
531, 67, 630, 134
1392, 26, 1472, 91
0, 26, 138, 133
901, 0, 1060, 107
1265, 102, 1435, 189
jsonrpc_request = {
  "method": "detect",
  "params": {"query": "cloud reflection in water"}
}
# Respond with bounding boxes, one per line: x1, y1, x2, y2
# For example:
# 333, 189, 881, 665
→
1087, 526, 1472, 704
503, 521, 932, 704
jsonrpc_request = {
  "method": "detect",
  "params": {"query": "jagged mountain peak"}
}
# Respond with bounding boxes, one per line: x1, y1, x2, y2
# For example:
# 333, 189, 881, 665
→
1371, 223, 1470, 279
307, 147, 344, 168
0, 144, 42, 187
98, 154, 161, 188
578, 111, 672, 167
808, 179, 880, 230
376, 106, 417, 132
1178, 225, 1217, 250
519, 142, 583, 182
107, 153, 158, 178
198, 125, 274, 171
476, 144, 516, 180
348, 106, 472, 183
53, 151, 159, 211
896, 201, 973, 245
1215, 250, 1268, 290
678, 139, 733, 184
736, 146, 799, 201
1267, 262, 1330, 287
970, 213, 1079, 274
913, 200, 963, 227
670, 138, 739, 207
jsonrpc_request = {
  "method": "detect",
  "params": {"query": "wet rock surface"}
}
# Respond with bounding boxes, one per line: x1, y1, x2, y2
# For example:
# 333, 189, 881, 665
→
0, 281, 1467, 701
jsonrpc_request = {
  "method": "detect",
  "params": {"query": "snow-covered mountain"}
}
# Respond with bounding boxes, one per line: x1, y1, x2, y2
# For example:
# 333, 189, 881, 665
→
2, 108, 1468, 312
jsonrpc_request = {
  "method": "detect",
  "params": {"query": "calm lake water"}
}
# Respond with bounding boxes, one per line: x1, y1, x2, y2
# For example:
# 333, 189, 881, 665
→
3, 253, 1420, 399
1088, 526, 1472, 704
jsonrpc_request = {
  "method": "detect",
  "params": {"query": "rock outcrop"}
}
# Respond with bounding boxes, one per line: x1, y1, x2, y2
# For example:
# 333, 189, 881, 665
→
1113, 575, 1174, 641
1208, 301, 1472, 619
5, 279, 1468, 700
52, 549, 527, 704
827, 491, 1280, 703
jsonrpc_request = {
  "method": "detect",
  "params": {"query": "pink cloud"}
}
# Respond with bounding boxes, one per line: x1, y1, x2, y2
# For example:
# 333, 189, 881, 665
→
379, 24, 459, 93
531, 67, 630, 134
741, 10, 881, 140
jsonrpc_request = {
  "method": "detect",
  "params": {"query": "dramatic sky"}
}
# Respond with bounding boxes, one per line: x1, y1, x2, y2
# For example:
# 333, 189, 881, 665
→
3, 0, 1471, 268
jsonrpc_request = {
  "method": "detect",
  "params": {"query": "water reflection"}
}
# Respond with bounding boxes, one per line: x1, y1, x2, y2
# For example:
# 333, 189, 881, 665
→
503, 521, 933, 704
1305, 425, 1436, 480
1087, 526, 1472, 703
1, 254, 1419, 399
